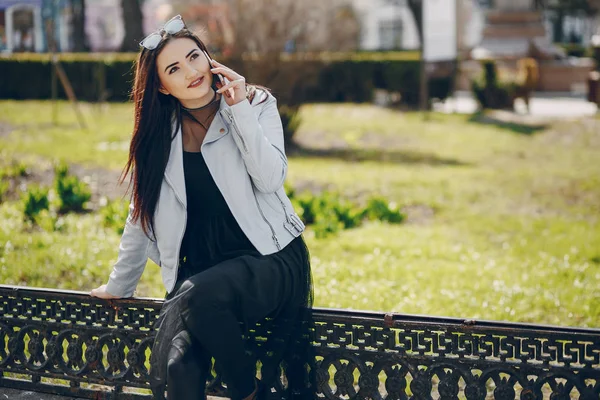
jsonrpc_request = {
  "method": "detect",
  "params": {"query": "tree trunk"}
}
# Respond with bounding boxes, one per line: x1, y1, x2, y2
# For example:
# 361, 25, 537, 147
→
120, 0, 144, 52
407, 0, 422, 44
554, 8, 564, 42
71, 0, 89, 52
406, 0, 427, 110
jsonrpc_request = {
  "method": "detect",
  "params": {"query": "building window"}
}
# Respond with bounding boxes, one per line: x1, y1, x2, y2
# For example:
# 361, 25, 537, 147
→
379, 18, 403, 50
13, 7, 36, 52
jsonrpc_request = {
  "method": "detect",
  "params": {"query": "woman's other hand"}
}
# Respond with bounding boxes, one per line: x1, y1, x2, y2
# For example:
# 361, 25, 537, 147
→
90, 284, 122, 299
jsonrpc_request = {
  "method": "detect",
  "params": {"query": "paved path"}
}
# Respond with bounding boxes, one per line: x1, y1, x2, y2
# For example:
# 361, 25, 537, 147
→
435, 91, 598, 119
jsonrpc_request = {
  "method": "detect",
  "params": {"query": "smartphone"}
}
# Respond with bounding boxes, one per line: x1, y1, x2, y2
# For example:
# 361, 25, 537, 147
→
202, 50, 226, 87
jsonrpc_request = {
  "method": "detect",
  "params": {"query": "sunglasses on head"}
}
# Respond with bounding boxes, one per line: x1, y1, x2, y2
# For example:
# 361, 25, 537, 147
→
139, 15, 186, 50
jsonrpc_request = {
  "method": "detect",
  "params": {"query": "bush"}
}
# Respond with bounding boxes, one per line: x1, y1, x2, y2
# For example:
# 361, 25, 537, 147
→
291, 190, 405, 238
54, 162, 91, 213
100, 198, 129, 235
331, 196, 365, 230
0, 160, 30, 179
0, 55, 135, 101
363, 197, 404, 223
308, 208, 342, 238
471, 60, 515, 110
22, 184, 50, 222
311, 60, 377, 103
557, 43, 588, 58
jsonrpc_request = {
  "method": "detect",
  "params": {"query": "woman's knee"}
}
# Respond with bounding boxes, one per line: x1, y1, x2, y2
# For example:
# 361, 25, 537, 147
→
166, 355, 186, 378
186, 279, 235, 313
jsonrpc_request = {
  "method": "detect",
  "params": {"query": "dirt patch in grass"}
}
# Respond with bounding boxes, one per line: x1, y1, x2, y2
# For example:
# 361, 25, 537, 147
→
2, 162, 130, 210
0, 121, 129, 207
0, 122, 14, 138
68, 164, 131, 206
401, 204, 435, 224
293, 129, 415, 151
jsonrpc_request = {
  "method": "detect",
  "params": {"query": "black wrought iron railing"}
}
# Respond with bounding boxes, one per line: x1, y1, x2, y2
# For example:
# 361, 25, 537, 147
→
0, 285, 598, 399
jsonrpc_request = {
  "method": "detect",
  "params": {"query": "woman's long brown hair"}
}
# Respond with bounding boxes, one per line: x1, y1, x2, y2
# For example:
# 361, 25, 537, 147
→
120, 28, 267, 239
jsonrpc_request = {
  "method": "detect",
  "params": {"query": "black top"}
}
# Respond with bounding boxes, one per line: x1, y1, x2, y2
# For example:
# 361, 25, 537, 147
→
178, 151, 258, 274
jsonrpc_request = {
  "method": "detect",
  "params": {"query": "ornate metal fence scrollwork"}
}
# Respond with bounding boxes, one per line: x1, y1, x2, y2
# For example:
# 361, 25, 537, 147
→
1, 284, 599, 399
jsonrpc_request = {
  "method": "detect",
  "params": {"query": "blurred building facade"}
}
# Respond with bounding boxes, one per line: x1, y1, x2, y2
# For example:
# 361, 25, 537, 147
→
351, 0, 419, 50
86, 0, 171, 51
352, 0, 598, 53
2, 0, 597, 54
474, 0, 599, 47
350, 0, 487, 53
464, 0, 596, 92
0, 0, 170, 53
0, 0, 57, 52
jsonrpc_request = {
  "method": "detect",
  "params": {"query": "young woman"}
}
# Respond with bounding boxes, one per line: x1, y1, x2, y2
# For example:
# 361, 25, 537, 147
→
90, 15, 313, 400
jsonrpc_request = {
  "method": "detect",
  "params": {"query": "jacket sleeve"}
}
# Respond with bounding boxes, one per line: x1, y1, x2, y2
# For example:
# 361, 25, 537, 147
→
223, 91, 287, 193
105, 203, 152, 298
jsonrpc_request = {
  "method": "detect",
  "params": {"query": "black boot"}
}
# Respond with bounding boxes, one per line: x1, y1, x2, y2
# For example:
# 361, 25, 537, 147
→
166, 330, 207, 399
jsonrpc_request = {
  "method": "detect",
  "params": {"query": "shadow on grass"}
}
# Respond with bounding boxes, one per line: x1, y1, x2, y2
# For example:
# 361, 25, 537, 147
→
468, 111, 548, 135
289, 145, 469, 166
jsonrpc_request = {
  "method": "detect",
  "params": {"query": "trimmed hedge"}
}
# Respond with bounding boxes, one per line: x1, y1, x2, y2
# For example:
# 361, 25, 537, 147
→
555, 43, 593, 58
0, 51, 452, 106
0, 57, 134, 101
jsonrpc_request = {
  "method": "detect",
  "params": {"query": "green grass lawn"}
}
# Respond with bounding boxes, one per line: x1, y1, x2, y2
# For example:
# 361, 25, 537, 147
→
0, 100, 599, 328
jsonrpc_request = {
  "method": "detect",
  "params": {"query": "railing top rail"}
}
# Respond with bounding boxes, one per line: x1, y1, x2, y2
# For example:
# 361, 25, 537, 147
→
1, 284, 599, 335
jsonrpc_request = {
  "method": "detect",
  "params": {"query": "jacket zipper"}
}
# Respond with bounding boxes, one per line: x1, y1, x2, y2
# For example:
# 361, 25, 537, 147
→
275, 191, 304, 235
225, 109, 248, 153
252, 187, 281, 250
274, 191, 292, 224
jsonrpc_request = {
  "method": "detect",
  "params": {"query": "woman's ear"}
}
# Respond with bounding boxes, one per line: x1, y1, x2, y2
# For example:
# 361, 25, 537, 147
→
158, 85, 170, 96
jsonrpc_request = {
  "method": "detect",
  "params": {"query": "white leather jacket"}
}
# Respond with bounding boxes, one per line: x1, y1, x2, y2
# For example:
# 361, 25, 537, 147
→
105, 90, 304, 297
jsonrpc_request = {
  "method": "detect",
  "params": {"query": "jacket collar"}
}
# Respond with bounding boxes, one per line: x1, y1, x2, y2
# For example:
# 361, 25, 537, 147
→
164, 94, 231, 208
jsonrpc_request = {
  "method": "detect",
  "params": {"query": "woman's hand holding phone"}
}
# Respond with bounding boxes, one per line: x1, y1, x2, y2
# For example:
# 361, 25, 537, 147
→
202, 50, 245, 106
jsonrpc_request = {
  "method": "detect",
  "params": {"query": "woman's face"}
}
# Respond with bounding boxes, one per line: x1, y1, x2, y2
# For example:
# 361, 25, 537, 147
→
155, 37, 215, 109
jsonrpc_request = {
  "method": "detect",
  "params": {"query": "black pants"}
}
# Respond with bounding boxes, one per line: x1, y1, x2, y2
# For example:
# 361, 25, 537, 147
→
150, 236, 312, 400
